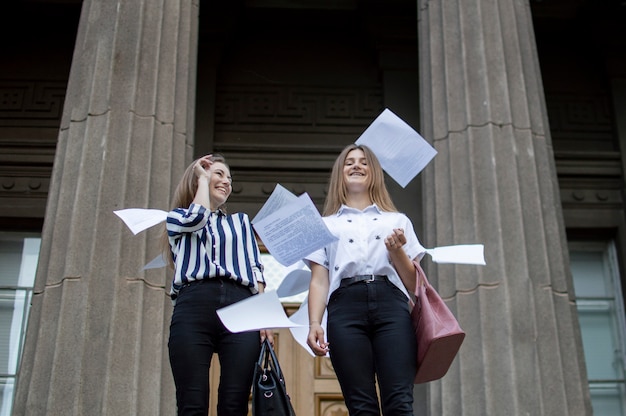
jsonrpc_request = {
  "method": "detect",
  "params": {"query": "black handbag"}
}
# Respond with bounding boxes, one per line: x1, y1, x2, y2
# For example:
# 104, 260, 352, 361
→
252, 339, 296, 416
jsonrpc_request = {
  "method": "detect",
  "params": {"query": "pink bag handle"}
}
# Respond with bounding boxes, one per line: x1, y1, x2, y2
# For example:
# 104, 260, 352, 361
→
413, 260, 429, 298
408, 261, 429, 308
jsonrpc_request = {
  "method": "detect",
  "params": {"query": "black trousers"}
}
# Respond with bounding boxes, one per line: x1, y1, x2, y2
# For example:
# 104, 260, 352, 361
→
327, 278, 417, 416
168, 279, 260, 416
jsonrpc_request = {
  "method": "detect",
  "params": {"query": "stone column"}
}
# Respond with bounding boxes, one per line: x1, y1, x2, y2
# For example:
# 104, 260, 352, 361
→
417, 0, 592, 414
13, 1, 198, 414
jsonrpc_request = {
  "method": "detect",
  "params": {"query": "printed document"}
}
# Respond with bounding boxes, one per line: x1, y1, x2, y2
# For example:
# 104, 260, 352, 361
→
356, 108, 437, 187
253, 188, 337, 267
252, 183, 299, 224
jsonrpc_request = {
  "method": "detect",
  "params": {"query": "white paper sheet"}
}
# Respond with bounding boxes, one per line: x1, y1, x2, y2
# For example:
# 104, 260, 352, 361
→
355, 108, 437, 188
216, 290, 305, 333
253, 193, 338, 267
114, 208, 168, 235
276, 265, 311, 298
252, 183, 299, 225
288, 297, 329, 357
426, 244, 486, 265
142, 254, 167, 270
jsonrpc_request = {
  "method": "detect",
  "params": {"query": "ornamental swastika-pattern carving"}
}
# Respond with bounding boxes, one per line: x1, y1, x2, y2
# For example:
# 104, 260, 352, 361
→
215, 85, 383, 133
0, 81, 66, 127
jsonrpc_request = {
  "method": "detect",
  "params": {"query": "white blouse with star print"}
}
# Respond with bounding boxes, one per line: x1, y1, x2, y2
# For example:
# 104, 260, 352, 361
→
305, 204, 426, 300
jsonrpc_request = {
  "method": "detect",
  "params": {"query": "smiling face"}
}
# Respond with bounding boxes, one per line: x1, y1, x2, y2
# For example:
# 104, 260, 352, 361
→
208, 162, 232, 210
343, 148, 370, 193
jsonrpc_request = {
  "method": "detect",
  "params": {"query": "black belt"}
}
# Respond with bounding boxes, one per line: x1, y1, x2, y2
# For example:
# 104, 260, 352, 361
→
180, 276, 232, 289
340, 274, 387, 287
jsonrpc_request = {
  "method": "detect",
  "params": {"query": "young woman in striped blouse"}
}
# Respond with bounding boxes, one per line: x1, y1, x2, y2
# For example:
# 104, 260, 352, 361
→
163, 154, 272, 416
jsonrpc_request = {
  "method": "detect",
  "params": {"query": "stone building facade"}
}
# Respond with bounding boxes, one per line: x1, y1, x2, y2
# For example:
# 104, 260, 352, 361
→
1, 0, 625, 415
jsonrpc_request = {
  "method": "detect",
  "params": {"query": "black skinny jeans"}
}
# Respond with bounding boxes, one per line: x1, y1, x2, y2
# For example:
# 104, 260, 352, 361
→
168, 278, 260, 416
327, 278, 417, 416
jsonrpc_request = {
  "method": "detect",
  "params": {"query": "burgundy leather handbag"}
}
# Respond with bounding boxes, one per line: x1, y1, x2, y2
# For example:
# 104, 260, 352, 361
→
411, 261, 465, 383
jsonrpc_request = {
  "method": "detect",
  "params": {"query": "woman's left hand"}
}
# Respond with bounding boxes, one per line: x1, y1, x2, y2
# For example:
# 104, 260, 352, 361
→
385, 228, 406, 251
260, 329, 274, 345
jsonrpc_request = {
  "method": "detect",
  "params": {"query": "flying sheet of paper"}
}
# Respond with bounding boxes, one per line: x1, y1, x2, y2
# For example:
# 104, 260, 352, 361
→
253, 193, 338, 267
426, 244, 486, 265
252, 183, 299, 225
114, 208, 168, 235
216, 290, 305, 333
276, 264, 311, 298
355, 108, 437, 188
142, 254, 167, 271
288, 297, 329, 357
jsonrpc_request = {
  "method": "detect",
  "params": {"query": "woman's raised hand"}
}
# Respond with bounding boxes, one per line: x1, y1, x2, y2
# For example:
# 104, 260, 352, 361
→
193, 154, 213, 180
384, 228, 406, 251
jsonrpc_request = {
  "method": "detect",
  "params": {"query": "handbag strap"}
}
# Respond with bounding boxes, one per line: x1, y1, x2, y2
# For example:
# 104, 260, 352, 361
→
259, 339, 286, 381
257, 338, 268, 367
413, 260, 430, 298
266, 339, 286, 380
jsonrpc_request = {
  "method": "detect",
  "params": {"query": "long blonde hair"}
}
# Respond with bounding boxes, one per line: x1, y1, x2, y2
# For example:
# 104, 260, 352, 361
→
323, 144, 397, 216
160, 154, 229, 269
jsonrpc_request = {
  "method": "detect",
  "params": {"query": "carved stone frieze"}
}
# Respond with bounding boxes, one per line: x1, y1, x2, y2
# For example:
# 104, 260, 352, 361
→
560, 187, 623, 207
215, 85, 383, 134
548, 90, 623, 213
0, 174, 50, 217
0, 80, 67, 127
547, 93, 614, 152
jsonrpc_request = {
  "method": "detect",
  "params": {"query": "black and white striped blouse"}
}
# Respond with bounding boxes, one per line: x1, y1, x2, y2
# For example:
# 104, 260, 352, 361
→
166, 203, 265, 301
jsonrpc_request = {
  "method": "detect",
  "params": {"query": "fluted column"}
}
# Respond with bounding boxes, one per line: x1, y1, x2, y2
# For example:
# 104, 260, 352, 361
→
418, 0, 592, 414
13, 1, 198, 414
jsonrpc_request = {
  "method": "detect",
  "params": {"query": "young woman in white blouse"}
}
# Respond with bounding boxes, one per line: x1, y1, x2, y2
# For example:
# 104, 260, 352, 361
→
163, 154, 272, 416
306, 144, 425, 415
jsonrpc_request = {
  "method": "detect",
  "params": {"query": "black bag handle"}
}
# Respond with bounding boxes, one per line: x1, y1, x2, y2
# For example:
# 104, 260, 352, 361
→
257, 339, 285, 381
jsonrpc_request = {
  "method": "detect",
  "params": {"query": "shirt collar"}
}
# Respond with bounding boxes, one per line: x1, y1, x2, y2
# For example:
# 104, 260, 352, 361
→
211, 208, 226, 216
336, 204, 382, 216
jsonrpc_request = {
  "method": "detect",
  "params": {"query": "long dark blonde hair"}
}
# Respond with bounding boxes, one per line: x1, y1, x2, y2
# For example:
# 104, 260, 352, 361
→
323, 144, 397, 216
160, 154, 230, 269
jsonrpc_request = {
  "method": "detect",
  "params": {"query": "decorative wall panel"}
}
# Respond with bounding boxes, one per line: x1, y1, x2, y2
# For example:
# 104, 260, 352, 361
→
0, 81, 66, 127
317, 394, 348, 416
215, 85, 383, 135
546, 92, 622, 214
0, 80, 64, 219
